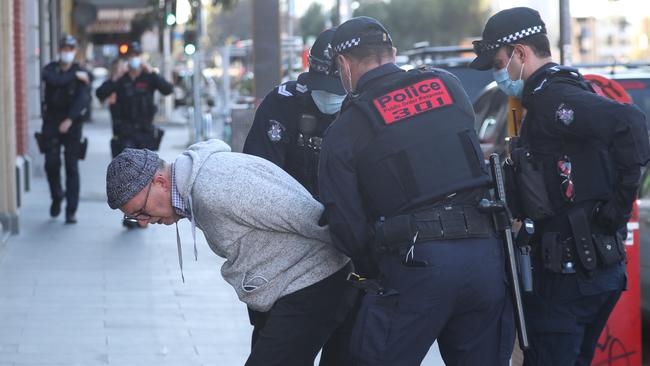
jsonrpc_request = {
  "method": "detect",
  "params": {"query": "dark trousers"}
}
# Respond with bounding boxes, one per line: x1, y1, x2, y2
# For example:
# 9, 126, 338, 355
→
522, 263, 625, 366
42, 121, 82, 215
246, 264, 358, 366
351, 237, 515, 366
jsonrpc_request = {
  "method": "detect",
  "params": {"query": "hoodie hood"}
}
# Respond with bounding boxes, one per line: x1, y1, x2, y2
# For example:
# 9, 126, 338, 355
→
174, 139, 231, 200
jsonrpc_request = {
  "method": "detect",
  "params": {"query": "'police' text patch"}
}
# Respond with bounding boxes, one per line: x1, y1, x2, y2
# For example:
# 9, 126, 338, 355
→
373, 78, 454, 124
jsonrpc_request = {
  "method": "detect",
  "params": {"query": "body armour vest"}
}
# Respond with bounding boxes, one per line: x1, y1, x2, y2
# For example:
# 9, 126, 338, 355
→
350, 67, 491, 218
517, 67, 617, 218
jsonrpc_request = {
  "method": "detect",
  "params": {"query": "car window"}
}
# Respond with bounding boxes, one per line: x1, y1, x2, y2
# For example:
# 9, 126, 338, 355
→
618, 79, 650, 130
474, 87, 508, 141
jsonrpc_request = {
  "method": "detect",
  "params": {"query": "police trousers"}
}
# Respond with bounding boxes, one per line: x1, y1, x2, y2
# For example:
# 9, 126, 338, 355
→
245, 264, 358, 366
351, 237, 514, 366
42, 120, 82, 215
522, 263, 625, 366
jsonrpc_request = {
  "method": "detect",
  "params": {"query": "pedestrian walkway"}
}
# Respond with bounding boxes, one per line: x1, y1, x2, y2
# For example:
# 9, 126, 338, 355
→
0, 109, 444, 366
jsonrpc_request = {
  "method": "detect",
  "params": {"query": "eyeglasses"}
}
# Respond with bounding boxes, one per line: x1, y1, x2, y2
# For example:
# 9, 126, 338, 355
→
557, 156, 575, 202
123, 181, 153, 223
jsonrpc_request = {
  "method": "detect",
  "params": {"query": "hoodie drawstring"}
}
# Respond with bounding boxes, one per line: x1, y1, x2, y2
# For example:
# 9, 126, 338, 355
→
175, 222, 184, 283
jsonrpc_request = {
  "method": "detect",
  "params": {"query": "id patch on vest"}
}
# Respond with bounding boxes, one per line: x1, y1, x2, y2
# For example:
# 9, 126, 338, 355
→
373, 78, 454, 124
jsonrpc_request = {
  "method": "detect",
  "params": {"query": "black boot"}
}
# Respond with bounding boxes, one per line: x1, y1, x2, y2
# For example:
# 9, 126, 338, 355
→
65, 212, 77, 224
50, 196, 63, 218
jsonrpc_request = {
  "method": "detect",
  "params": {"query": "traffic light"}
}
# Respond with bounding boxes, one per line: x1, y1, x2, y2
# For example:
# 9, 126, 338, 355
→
119, 43, 129, 56
183, 30, 196, 55
165, 13, 176, 26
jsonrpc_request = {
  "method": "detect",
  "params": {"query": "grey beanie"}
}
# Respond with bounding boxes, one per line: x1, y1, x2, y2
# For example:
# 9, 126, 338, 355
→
106, 148, 160, 209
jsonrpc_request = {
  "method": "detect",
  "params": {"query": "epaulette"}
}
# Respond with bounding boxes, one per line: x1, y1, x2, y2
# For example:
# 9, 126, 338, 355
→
276, 80, 309, 98
533, 65, 584, 94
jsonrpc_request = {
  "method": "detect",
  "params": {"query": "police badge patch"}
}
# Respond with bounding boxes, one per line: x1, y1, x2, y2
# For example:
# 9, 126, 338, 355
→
555, 103, 575, 126
267, 120, 285, 142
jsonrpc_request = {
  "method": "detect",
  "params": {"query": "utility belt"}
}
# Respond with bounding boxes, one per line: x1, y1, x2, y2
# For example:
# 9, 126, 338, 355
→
374, 204, 491, 253
540, 208, 626, 275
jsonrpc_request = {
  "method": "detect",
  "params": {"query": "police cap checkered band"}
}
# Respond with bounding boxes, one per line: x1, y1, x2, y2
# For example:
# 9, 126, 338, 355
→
472, 25, 545, 53
470, 7, 547, 70
332, 16, 392, 55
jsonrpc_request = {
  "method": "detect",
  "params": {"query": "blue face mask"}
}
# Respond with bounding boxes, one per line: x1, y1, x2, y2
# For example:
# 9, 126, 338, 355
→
128, 57, 142, 70
311, 90, 346, 115
493, 51, 525, 97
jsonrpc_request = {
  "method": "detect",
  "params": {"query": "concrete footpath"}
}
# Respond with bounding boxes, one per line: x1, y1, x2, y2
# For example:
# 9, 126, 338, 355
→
0, 109, 444, 365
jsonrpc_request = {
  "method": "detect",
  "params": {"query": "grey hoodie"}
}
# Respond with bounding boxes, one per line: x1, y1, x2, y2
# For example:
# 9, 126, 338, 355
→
174, 139, 350, 312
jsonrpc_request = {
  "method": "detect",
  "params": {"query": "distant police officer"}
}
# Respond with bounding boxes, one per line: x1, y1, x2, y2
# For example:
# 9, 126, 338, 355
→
243, 28, 356, 365
319, 17, 514, 366
39, 34, 91, 224
96, 42, 173, 228
243, 28, 346, 198
470, 7, 650, 366
96, 42, 173, 157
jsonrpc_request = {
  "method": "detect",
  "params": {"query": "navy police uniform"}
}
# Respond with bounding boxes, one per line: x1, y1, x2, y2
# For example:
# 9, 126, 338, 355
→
516, 64, 648, 366
470, 7, 650, 366
243, 29, 357, 366
96, 46, 172, 156
243, 80, 335, 197
40, 36, 90, 222
320, 17, 514, 366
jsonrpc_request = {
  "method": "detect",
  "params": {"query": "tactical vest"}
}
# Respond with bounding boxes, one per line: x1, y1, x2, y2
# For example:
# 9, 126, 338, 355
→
350, 68, 491, 218
516, 66, 616, 219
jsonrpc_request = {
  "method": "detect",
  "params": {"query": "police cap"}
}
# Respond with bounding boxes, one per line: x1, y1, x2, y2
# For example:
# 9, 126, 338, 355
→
470, 7, 546, 71
128, 42, 143, 55
331, 16, 392, 56
58, 34, 77, 49
297, 28, 345, 95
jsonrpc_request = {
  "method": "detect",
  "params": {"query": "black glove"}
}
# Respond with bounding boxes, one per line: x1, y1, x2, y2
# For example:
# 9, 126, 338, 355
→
592, 201, 630, 234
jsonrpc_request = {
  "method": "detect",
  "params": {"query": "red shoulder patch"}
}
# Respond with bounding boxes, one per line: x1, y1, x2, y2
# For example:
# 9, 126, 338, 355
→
372, 78, 454, 124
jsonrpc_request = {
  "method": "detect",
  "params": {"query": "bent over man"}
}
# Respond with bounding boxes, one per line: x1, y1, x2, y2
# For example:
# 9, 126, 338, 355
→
105, 140, 357, 366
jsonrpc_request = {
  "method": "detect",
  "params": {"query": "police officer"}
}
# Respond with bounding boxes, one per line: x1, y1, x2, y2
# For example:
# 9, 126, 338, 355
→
470, 7, 650, 366
243, 28, 346, 198
40, 34, 91, 224
96, 42, 173, 228
96, 42, 173, 156
319, 17, 514, 366
243, 28, 356, 365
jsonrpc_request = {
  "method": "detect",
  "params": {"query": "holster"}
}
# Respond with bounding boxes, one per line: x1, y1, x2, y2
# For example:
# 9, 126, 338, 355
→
34, 132, 47, 154
375, 205, 491, 253
78, 137, 88, 160
511, 148, 555, 220
152, 127, 164, 151
568, 209, 598, 272
110, 137, 124, 158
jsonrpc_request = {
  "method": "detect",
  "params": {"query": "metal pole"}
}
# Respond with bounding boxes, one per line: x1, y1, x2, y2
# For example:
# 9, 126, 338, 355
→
287, 0, 294, 80
162, 0, 174, 121
559, 0, 572, 65
192, 1, 203, 142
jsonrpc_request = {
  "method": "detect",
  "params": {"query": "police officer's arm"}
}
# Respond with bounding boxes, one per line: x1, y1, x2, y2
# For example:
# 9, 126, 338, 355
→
152, 73, 174, 96
42, 64, 76, 87
538, 86, 650, 230
96, 80, 117, 101
67, 79, 91, 122
243, 91, 292, 168
318, 141, 372, 261
596, 105, 649, 231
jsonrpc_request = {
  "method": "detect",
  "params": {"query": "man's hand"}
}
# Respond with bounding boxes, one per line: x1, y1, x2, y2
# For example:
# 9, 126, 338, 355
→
112, 63, 127, 81
107, 92, 117, 105
141, 62, 152, 73
59, 118, 73, 134
75, 71, 90, 85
